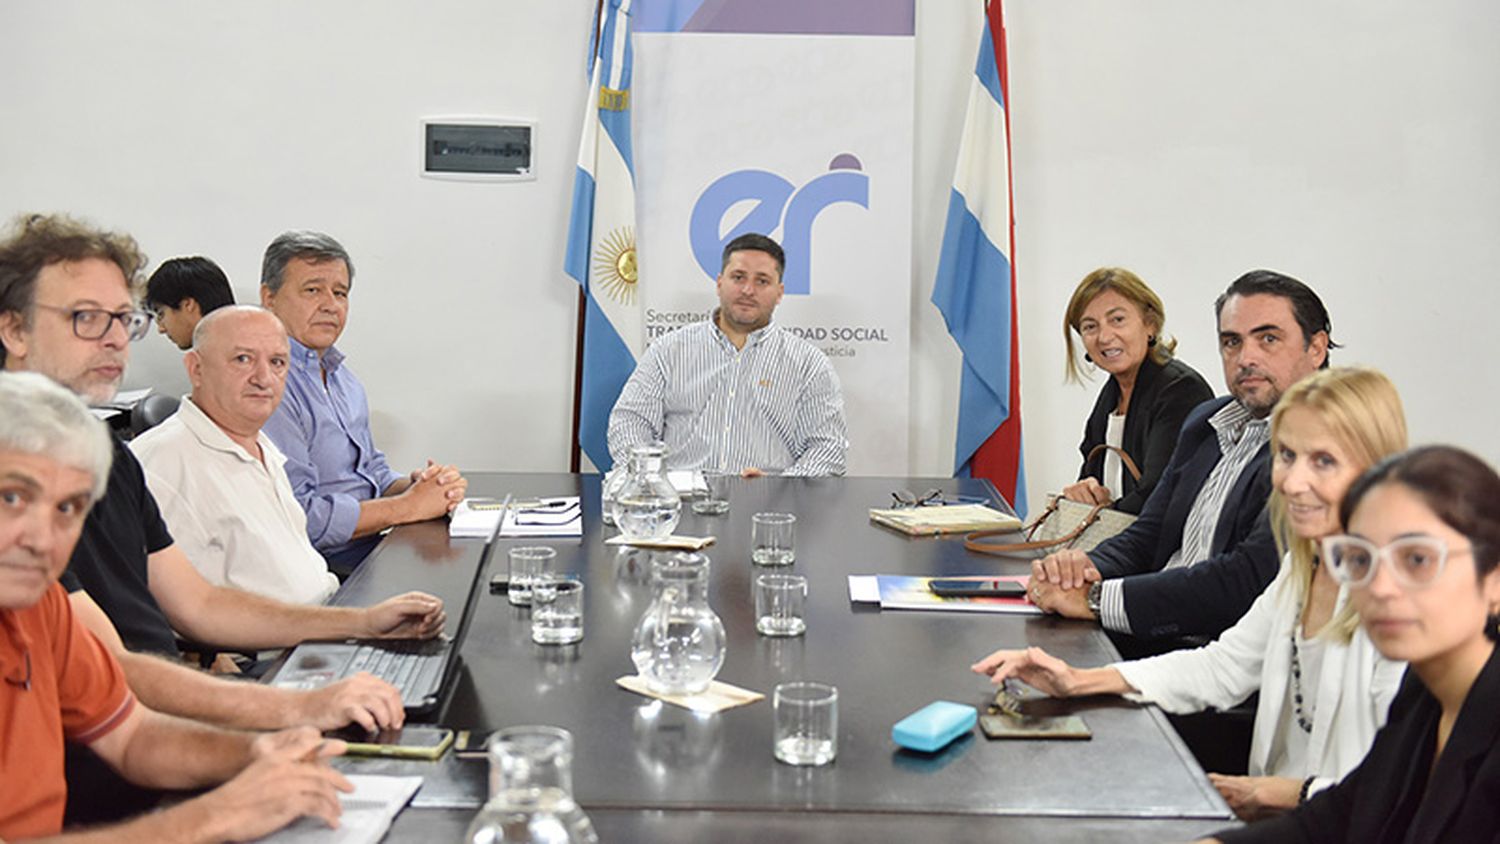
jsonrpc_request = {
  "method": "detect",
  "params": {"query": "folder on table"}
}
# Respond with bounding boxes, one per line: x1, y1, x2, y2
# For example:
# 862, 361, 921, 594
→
847, 574, 1041, 616
868, 504, 1022, 536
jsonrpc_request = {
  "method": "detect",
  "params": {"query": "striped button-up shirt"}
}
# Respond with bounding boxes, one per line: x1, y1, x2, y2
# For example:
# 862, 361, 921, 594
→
1099, 400, 1269, 633
607, 317, 848, 476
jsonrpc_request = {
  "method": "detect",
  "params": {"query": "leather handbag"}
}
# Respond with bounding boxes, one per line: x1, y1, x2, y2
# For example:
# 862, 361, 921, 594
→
964, 445, 1140, 557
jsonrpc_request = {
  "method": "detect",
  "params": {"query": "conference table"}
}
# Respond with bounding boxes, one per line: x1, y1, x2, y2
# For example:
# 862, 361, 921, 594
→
326, 472, 1237, 841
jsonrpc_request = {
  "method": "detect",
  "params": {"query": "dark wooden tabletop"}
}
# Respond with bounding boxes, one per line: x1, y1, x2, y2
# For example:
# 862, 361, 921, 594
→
328, 472, 1236, 839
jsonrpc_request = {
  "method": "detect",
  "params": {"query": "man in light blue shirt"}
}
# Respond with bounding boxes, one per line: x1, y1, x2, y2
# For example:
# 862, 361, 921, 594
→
607, 233, 848, 477
260, 231, 466, 571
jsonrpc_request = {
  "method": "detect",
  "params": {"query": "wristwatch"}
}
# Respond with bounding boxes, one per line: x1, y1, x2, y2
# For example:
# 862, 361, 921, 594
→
1299, 776, 1316, 804
1085, 581, 1102, 620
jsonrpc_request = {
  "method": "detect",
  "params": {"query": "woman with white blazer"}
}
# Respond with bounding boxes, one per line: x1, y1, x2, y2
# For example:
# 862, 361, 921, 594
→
972, 367, 1409, 821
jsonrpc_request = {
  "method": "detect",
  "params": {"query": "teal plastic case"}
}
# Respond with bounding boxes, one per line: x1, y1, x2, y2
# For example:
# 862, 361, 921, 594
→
892, 700, 978, 753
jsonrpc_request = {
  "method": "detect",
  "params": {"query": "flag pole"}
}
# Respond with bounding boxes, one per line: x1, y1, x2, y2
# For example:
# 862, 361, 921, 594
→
569, 294, 586, 474
567, 0, 607, 474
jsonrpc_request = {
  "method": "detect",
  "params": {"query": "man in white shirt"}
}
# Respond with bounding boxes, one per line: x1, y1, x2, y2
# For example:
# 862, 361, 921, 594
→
607, 233, 849, 476
134, 305, 337, 605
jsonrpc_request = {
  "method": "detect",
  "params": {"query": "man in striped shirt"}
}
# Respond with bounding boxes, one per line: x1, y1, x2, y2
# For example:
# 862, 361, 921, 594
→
1028, 271, 1334, 643
607, 233, 848, 477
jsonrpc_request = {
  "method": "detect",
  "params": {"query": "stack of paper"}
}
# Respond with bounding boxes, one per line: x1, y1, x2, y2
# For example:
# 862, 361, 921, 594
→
448, 499, 502, 538
501, 497, 583, 538
448, 496, 583, 539
666, 470, 709, 496
254, 774, 422, 843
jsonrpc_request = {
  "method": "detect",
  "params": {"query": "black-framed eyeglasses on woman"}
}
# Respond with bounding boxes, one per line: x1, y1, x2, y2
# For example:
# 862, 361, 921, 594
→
32, 304, 153, 341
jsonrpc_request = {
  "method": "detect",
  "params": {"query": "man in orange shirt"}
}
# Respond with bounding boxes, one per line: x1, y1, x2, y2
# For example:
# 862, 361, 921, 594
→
0, 371, 353, 841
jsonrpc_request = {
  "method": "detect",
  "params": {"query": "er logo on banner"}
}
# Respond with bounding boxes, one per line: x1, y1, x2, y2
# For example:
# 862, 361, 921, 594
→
688, 154, 869, 296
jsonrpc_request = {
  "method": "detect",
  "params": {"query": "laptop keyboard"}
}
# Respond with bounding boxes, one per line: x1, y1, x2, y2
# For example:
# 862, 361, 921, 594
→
347, 640, 446, 705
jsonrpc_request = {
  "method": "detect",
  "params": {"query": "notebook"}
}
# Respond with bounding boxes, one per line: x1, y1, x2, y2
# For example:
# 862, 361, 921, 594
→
267, 517, 496, 714
253, 775, 423, 843
868, 503, 1023, 536
450, 496, 582, 538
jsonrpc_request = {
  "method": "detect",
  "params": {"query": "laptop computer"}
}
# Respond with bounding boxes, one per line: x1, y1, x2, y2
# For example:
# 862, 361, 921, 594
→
267, 515, 498, 715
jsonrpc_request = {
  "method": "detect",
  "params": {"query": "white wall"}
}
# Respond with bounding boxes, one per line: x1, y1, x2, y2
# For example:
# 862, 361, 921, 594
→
3, 1, 1498, 511
915, 0, 1500, 510
0, 0, 596, 474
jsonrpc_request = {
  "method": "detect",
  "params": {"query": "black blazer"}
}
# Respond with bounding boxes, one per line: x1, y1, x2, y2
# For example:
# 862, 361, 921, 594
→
1076, 356, 1213, 514
1087, 396, 1280, 640
1219, 646, 1500, 843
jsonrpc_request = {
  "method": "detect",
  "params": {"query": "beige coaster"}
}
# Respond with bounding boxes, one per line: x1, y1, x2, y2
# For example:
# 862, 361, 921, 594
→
604, 535, 716, 550
615, 675, 764, 713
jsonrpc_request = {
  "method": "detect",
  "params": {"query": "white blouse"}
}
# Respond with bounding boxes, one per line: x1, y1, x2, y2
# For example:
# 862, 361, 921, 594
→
1104, 412, 1127, 500
1113, 555, 1406, 796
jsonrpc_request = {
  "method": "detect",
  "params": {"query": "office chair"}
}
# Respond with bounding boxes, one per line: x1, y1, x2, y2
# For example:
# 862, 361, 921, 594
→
129, 393, 180, 437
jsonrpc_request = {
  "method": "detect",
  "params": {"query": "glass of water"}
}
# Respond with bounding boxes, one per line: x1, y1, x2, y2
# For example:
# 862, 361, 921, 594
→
773, 681, 837, 766
531, 575, 584, 645
755, 574, 807, 637
509, 546, 556, 607
751, 512, 796, 566
691, 468, 732, 515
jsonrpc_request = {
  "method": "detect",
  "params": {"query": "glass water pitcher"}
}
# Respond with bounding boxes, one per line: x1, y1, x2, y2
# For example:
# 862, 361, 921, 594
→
610, 443, 681, 541
599, 466, 627, 526
465, 726, 598, 844
629, 551, 727, 695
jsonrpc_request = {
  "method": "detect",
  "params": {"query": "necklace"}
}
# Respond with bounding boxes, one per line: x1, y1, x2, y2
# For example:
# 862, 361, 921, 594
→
1289, 629, 1315, 734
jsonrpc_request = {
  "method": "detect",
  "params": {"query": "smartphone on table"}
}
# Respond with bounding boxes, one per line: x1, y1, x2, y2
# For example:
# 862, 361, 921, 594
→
452, 729, 496, 758
928, 578, 1027, 599
328, 725, 455, 760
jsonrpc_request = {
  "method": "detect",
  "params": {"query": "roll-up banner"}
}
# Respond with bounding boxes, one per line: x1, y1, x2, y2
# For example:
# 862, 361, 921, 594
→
630, 0, 915, 475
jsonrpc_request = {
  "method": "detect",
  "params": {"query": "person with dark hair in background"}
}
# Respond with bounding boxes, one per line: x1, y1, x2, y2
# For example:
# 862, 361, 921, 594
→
1207, 445, 1500, 842
1030, 270, 1334, 644
259, 230, 466, 571
144, 256, 235, 350
1060, 267, 1213, 514
0, 212, 437, 822
607, 232, 849, 477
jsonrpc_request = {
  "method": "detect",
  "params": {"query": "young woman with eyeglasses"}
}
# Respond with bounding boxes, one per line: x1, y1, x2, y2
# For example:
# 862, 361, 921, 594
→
973, 368, 1408, 821
1205, 444, 1500, 842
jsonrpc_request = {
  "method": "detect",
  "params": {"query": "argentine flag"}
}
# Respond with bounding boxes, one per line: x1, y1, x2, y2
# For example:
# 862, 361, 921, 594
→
931, 1, 1027, 515
566, 0, 640, 472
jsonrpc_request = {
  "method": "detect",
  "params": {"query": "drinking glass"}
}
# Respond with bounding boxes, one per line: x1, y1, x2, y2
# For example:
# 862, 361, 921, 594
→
751, 512, 796, 566
509, 546, 556, 606
691, 468, 732, 515
755, 574, 807, 637
531, 575, 584, 645
773, 682, 838, 766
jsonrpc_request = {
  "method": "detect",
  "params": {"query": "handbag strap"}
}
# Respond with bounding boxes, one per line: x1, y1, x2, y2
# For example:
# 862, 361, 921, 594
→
963, 500, 1106, 556
1085, 443, 1143, 482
